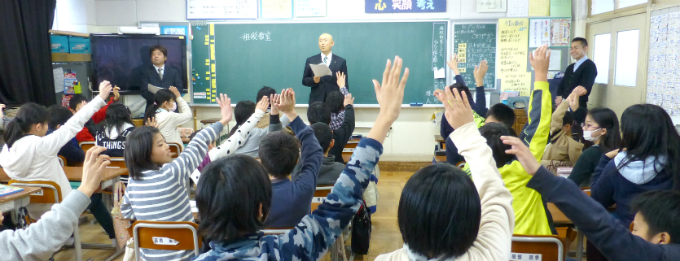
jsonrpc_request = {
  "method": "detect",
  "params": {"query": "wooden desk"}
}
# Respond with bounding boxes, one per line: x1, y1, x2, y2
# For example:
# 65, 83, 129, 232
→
342, 137, 361, 163
0, 167, 126, 190
548, 203, 571, 225
0, 186, 42, 214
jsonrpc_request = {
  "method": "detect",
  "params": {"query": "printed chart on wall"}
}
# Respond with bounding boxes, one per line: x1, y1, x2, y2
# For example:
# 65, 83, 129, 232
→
499, 18, 531, 96
191, 24, 217, 104
647, 12, 680, 116
453, 23, 497, 90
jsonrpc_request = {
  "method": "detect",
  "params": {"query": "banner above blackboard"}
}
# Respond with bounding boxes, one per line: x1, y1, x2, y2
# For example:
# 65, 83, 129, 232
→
365, 0, 446, 13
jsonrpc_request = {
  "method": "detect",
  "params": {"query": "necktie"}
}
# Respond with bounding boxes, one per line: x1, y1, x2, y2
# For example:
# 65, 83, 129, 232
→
158, 68, 163, 80
323, 57, 328, 66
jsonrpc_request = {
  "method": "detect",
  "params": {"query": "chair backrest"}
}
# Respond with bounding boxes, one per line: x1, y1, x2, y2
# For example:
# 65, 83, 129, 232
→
57, 155, 67, 167
511, 235, 564, 261
582, 187, 591, 196
8, 180, 61, 204
132, 220, 201, 257
168, 142, 182, 158
108, 157, 127, 168
311, 186, 333, 212
79, 141, 96, 152
261, 228, 292, 235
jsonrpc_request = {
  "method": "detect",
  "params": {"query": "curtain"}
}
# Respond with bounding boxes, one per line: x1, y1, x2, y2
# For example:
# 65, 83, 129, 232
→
0, 0, 57, 106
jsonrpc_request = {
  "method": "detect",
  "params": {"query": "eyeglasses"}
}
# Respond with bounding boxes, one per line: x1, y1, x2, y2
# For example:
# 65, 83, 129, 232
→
581, 123, 600, 130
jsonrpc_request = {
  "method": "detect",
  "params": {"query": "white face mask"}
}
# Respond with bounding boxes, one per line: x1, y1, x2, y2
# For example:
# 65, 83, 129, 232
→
170, 102, 177, 112
583, 128, 602, 142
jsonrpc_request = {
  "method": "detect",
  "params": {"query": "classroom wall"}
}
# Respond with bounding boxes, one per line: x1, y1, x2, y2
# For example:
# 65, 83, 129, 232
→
55, 0, 578, 158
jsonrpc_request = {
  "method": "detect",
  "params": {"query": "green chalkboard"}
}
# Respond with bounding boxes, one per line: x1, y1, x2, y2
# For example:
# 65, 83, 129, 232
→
190, 21, 448, 105
453, 23, 497, 90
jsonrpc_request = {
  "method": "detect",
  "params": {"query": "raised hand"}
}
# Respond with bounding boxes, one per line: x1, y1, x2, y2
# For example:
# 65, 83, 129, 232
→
433, 89, 446, 103
169, 86, 181, 98
78, 146, 111, 197
529, 45, 551, 82
113, 86, 121, 101
344, 93, 355, 106
98, 81, 113, 101
444, 87, 474, 130
216, 93, 233, 126
474, 60, 489, 87
369, 56, 409, 143
146, 117, 159, 128
336, 71, 346, 88
567, 86, 587, 111
501, 136, 539, 175
276, 88, 298, 120
256, 96, 269, 113
270, 94, 280, 115
447, 54, 460, 75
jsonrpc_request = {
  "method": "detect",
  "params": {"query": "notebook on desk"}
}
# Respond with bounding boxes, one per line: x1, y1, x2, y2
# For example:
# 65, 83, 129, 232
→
0, 184, 24, 197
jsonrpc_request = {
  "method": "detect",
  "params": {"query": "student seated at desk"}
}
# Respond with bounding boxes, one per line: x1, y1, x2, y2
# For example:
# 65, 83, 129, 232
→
503, 136, 680, 260
143, 87, 192, 148
69, 87, 120, 142
259, 89, 323, 228
540, 87, 587, 173
254, 86, 277, 128
307, 93, 355, 164
121, 93, 232, 261
567, 107, 620, 187
0, 82, 113, 220
461, 45, 554, 236
96, 103, 135, 157
0, 147, 116, 260
291, 123, 345, 185
229, 96, 283, 158
327, 72, 350, 131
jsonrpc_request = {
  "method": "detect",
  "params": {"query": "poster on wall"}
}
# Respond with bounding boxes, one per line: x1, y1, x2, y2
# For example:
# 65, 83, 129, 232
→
477, 0, 507, 13
295, 0, 326, 17
365, 0, 446, 13
187, 0, 258, 20
529, 19, 550, 48
261, 0, 293, 19
498, 18, 532, 96
550, 19, 571, 46
647, 12, 680, 116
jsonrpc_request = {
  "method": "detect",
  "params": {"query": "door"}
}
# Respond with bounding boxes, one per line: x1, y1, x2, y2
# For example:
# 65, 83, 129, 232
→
587, 13, 648, 115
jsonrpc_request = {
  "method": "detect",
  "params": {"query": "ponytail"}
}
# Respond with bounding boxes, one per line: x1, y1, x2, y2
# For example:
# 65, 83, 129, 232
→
144, 89, 176, 124
227, 101, 256, 138
3, 103, 49, 149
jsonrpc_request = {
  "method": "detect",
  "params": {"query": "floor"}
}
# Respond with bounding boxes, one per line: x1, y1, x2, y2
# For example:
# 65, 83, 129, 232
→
52, 170, 585, 261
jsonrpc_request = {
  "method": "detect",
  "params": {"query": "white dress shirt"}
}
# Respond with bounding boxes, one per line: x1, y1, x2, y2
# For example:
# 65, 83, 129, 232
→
321, 52, 333, 67
154, 64, 165, 79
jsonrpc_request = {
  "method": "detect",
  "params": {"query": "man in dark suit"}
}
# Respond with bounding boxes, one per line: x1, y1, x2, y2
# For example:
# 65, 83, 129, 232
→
556, 37, 598, 110
302, 33, 348, 105
140, 45, 183, 111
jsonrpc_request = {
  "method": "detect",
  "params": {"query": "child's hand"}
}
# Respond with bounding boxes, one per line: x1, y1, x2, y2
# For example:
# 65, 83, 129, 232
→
529, 45, 551, 82
433, 89, 446, 103
344, 93, 355, 106
605, 149, 619, 159
270, 94, 280, 115
444, 87, 474, 130
146, 117, 159, 128
572, 86, 587, 97
501, 136, 539, 175
98, 81, 112, 101
0, 104, 5, 119
113, 86, 121, 101
368, 56, 409, 144
474, 60, 489, 87
256, 96, 269, 113
169, 86, 181, 98
336, 71, 346, 88
276, 88, 297, 119
78, 146, 110, 197
447, 54, 460, 75
216, 93, 233, 126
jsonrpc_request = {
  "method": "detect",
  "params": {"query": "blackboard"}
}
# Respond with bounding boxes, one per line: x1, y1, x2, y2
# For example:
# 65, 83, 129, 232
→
190, 21, 448, 105
452, 23, 497, 90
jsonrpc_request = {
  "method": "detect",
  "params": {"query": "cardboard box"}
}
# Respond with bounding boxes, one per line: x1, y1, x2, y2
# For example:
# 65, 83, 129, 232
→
68, 36, 90, 54
50, 35, 69, 53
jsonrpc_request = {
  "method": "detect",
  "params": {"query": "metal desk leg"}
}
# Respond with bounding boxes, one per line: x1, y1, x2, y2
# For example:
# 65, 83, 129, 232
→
74, 224, 83, 261
576, 231, 584, 261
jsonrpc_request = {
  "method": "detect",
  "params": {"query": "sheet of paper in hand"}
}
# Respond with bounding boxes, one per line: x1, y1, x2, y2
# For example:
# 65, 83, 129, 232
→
148, 84, 162, 94
310, 63, 333, 77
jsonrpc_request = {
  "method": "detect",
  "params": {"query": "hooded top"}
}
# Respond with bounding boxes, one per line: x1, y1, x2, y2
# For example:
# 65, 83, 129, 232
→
155, 95, 192, 148
591, 152, 674, 227
0, 97, 106, 218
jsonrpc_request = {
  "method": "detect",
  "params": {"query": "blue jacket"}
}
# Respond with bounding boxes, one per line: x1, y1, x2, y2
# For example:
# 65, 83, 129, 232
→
440, 75, 487, 139
592, 152, 674, 227
47, 128, 84, 165
264, 116, 324, 228
528, 166, 680, 261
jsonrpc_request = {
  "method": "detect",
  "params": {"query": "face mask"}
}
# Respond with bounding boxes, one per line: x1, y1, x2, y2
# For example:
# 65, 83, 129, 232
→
583, 128, 601, 142
171, 102, 177, 112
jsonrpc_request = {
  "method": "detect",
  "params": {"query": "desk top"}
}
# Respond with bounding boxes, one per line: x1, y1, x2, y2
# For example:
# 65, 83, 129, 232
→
435, 134, 444, 142
548, 203, 572, 225
0, 186, 42, 203
0, 167, 126, 183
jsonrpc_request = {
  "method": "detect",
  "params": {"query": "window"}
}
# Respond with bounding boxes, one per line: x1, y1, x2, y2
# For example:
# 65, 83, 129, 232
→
593, 34, 611, 84
618, 0, 647, 9
592, 0, 614, 15
614, 30, 639, 87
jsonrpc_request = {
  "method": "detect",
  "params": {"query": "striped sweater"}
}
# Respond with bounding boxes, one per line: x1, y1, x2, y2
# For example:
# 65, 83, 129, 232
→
120, 122, 223, 261
194, 137, 381, 261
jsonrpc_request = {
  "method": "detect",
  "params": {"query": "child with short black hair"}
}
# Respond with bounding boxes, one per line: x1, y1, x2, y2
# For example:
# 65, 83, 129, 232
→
307, 93, 355, 164
291, 122, 345, 185
96, 103, 135, 157
47, 105, 84, 165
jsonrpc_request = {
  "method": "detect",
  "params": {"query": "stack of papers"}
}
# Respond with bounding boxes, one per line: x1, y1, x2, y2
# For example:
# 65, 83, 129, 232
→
0, 185, 24, 197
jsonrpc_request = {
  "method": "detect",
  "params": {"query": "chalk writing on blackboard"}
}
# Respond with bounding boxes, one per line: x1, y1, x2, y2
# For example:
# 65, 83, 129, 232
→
453, 24, 496, 90
240, 32, 272, 41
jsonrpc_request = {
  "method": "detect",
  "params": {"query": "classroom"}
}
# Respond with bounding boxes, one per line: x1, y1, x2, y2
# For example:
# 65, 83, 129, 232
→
2, 0, 680, 260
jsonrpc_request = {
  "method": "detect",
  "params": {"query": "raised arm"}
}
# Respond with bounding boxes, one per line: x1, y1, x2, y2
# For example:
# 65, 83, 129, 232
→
276, 57, 409, 260
167, 87, 193, 126
40, 82, 111, 156
521, 45, 554, 161
268, 94, 283, 132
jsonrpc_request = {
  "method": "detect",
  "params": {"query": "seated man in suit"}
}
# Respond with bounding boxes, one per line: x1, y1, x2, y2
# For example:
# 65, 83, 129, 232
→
302, 33, 348, 105
140, 45, 183, 111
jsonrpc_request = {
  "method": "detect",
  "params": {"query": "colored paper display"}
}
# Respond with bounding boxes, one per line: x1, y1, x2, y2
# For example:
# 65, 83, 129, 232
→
529, 19, 550, 48
528, 0, 550, 16
365, 0, 446, 13
550, 0, 572, 17
550, 19, 571, 46
499, 18, 531, 96
261, 0, 293, 19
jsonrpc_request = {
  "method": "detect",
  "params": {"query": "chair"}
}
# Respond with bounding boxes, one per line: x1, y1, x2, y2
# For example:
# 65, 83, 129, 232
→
168, 142, 183, 158
57, 155, 67, 167
79, 141, 96, 152
132, 220, 202, 258
108, 157, 128, 169
311, 186, 333, 212
511, 234, 567, 261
